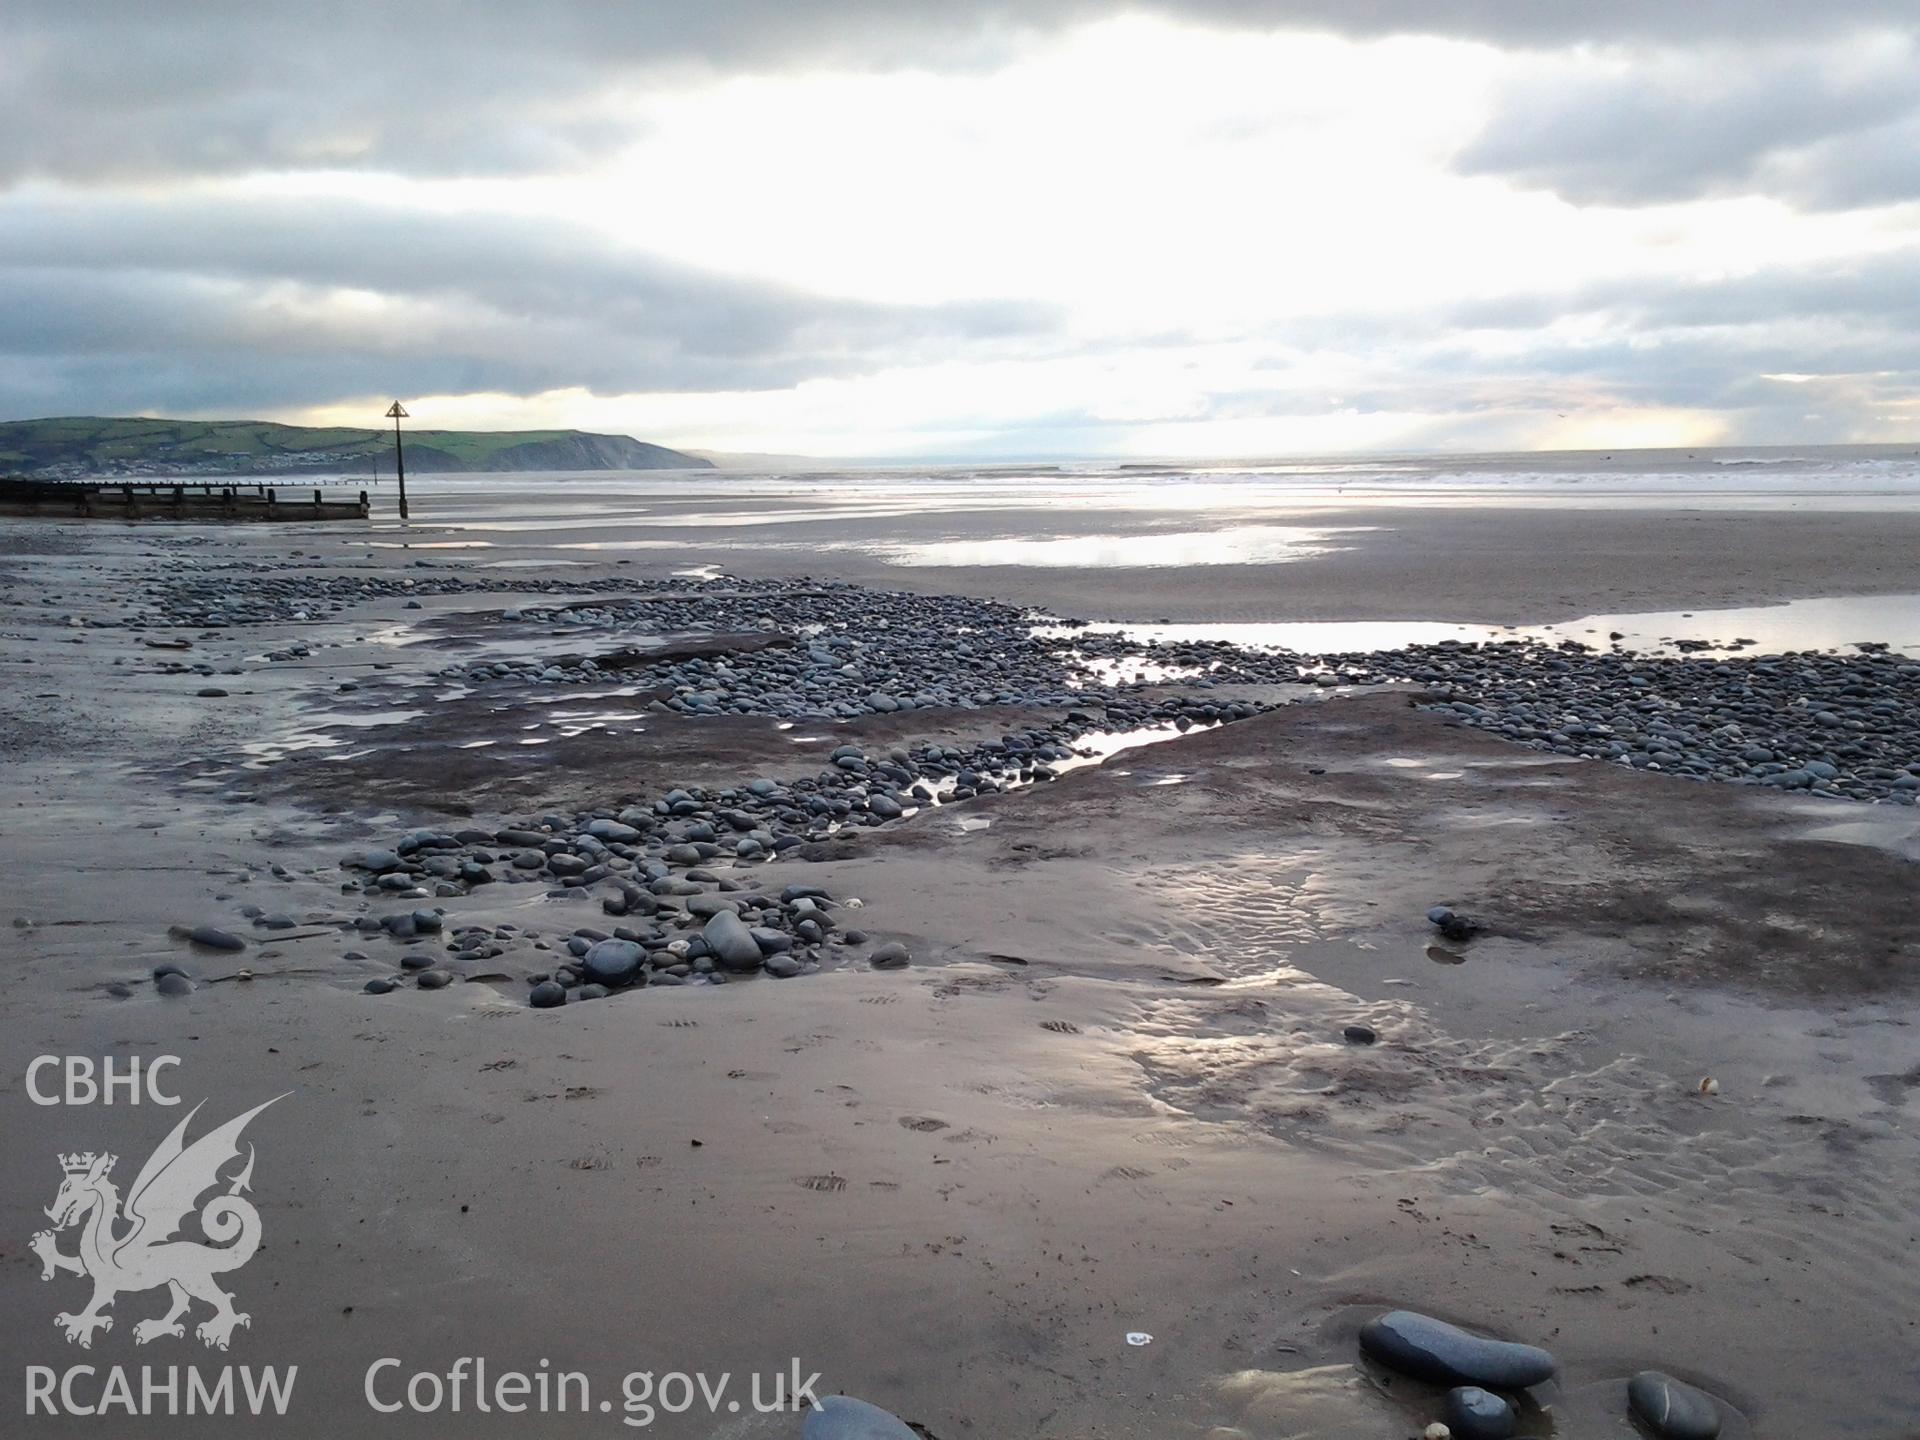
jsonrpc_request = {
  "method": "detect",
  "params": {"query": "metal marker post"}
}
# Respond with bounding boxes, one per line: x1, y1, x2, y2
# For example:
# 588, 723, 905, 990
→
386, 401, 410, 519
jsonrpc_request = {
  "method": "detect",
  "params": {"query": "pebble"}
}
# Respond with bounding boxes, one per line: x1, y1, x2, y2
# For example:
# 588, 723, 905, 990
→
528, 980, 568, 1008
1358, 1310, 1556, 1389
749, 925, 793, 955
801, 1395, 918, 1440
869, 941, 911, 970
1443, 1386, 1516, 1440
1627, 1370, 1722, 1439
1343, 1024, 1377, 1045
1426, 906, 1481, 943
155, 972, 195, 997
186, 925, 247, 951
581, 938, 645, 986
702, 910, 765, 972
364, 977, 397, 994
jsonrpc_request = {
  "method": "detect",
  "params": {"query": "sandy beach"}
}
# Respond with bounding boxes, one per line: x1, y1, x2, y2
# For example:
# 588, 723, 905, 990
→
358, 466, 1920, 626
3, 483, 1919, 1439
641, 503, 1920, 630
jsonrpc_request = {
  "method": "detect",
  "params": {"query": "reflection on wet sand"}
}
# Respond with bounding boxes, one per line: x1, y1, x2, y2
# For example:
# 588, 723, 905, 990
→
1054, 589, 1920, 657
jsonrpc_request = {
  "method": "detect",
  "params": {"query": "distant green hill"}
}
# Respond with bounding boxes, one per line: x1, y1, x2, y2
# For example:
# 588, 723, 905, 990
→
0, 416, 712, 478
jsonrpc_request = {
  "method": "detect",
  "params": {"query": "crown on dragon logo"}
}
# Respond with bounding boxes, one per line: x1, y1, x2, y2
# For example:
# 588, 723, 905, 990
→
58, 1152, 111, 1175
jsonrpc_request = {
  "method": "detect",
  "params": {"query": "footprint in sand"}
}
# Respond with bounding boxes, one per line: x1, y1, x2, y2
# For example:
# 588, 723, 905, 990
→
899, 1115, 950, 1132
794, 1174, 849, 1193
1623, 1273, 1694, 1295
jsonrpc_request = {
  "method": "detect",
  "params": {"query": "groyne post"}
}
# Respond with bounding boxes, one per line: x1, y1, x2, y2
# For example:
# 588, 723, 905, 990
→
387, 401, 411, 519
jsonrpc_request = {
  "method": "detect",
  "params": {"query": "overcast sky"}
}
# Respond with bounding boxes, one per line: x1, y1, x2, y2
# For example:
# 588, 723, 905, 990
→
5, 2, 1918, 457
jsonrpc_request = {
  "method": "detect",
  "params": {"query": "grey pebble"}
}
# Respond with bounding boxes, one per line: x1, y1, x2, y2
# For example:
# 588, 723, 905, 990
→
703, 910, 765, 972
1444, 1385, 1516, 1440
801, 1395, 917, 1440
869, 941, 911, 970
1627, 1370, 1723, 1439
186, 925, 246, 952
1358, 1309, 1555, 1389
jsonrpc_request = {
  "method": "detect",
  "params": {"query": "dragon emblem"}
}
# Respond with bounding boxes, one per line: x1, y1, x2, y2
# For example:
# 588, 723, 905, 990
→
30, 1095, 286, 1350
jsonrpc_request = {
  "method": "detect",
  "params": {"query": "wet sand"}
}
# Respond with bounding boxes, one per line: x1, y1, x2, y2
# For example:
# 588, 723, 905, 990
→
845, 505, 1920, 625
2, 508, 1919, 1438
378, 479, 1920, 624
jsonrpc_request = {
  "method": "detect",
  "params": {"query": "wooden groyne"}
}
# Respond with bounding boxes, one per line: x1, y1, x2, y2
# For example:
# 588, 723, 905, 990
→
0, 477, 370, 522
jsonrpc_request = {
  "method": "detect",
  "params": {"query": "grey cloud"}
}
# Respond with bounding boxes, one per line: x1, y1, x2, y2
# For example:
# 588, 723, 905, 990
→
1762, 112, 1920, 210
1, 194, 1050, 351
1422, 332, 1920, 409
1440, 248, 1920, 334
6, 2, 1917, 184
1455, 38, 1920, 207
0, 194, 1059, 415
